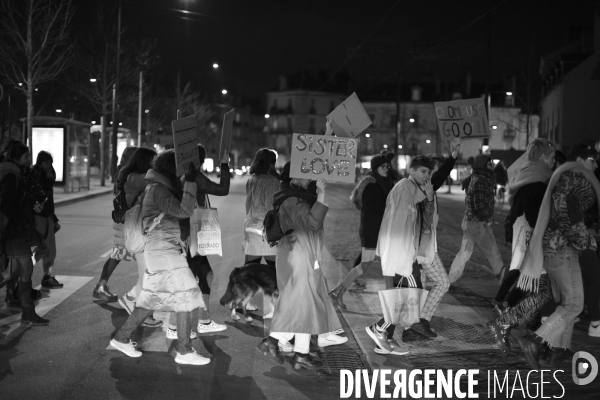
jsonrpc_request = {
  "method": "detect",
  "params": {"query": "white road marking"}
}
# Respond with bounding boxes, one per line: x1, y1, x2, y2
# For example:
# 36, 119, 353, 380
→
0, 275, 93, 343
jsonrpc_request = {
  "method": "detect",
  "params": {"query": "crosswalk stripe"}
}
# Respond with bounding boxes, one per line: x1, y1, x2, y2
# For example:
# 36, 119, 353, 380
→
0, 275, 93, 343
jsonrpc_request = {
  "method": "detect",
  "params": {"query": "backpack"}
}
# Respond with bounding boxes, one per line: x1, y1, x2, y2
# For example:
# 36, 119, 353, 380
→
263, 196, 294, 247
123, 186, 164, 253
112, 183, 129, 223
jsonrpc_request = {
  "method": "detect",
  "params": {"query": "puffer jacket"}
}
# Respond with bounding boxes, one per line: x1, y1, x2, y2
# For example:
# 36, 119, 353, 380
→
135, 169, 204, 312
124, 171, 148, 207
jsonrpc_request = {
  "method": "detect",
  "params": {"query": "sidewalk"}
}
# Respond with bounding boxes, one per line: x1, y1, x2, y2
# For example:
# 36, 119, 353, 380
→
54, 176, 113, 207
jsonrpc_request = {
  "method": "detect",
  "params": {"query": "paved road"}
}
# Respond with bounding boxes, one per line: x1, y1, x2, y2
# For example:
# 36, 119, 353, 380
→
0, 176, 341, 400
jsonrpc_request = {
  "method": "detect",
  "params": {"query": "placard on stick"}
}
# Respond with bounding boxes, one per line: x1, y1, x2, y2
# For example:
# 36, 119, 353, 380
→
326, 93, 372, 138
289, 133, 358, 183
433, 98, 489, 140
172, 115, 200, 176
219, 109, 234, 161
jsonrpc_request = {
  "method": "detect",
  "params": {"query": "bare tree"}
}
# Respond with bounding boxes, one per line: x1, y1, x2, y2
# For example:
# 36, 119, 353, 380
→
0, 0, 74, 152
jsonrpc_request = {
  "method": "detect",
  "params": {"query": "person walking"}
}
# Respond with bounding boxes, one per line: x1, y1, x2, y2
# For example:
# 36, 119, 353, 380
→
0, 141, 48, 325
517, 143, 600, 369
243, 148, 280, 318
93, 146, 138, 302
257, 162, 346, 370
448, 155, 505, 283
114, 147, 163, 328
109, 151, 209, 365
328, 154, 393, 308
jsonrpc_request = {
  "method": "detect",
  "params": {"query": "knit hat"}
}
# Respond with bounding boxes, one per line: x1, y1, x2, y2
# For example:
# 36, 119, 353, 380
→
370, 154, 388, 171
36, 150, 53, 165
468, 154, 491, 169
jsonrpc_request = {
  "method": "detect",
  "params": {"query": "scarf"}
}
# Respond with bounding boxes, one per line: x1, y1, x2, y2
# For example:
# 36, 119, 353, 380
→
517, 162, 600, 292
272, 181, 317, 208
367, 170, 394, 195
508, 161, 553, 206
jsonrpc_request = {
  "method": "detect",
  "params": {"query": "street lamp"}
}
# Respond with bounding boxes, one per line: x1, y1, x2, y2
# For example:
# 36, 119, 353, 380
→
91, 120, 96, 124
383, 144, 388, 149
398, 145, 402, 149
213, 63, 219, 69
90, 78, 97, 83
365, 133, 371, 138
426, 139, 431, 144
265, 114, 270, 118
506, 91, 512, 96
409, 118, 415, 123
55, 109, 62, 113
222, 89, 228, 95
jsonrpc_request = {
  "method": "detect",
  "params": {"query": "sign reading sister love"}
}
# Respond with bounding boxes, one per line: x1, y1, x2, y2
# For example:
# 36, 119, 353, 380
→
289, 133, 358, 184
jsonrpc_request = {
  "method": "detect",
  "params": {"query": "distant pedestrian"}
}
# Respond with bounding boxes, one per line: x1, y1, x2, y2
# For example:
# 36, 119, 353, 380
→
448, 155, 505, 283
110, 151, 209, 365
243, 148, 280, 318
92, 146, 137, 303
32, 151, 63, 289
257, 162, 346, 371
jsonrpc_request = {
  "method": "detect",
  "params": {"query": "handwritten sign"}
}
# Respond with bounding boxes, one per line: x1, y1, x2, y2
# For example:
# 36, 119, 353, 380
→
219, 109, 234, 161
434, 98, 489, 139
326, 93, 372, 138
289, 133, 358, 183
172, 115, 200, 176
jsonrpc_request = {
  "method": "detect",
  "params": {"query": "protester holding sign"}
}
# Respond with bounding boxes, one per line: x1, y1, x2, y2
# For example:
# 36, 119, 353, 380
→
257, 162, 346, 370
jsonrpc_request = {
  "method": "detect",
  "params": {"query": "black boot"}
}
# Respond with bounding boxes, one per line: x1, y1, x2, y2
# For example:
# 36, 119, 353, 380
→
328, 284, 347, 309
257, 336, 283, 365
547, 347, 574, 367
19, 281, 49, 326
291, 352, 322, 370
487, 320, 512, 356
0, 274, 6, 289
5, 279, 20, 307
516, 333, 542, 369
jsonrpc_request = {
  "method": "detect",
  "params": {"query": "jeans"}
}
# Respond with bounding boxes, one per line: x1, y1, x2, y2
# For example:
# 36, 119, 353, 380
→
115, 307, 193, 354
449, 219, 504, 282
270, 332, 310, 354
535, 247, 583, 349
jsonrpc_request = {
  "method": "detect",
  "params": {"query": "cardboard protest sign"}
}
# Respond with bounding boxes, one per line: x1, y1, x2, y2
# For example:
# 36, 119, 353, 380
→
326, 93, 372, 138
434, 98, 489, 140
219, 109, 234, 161
172, 115, 200, 176
289, 133, 358, 183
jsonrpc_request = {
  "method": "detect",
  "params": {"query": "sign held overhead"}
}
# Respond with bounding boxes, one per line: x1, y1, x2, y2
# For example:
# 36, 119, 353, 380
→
433, 98, 489, 139
289, 133, 358, 184
327, 92, 372, 138
172, 115, 200, 176
219, 109, 235, 161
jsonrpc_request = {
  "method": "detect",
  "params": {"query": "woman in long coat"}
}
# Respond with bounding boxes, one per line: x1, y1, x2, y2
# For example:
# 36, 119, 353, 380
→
109, 151, 208, 366
257, 163, 346, 370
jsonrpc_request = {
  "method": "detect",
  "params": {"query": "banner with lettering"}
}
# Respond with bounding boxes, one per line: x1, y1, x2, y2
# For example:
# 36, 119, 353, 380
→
433, 98, 489, 140
289, 133, 358, 183
172, 115, 200, 176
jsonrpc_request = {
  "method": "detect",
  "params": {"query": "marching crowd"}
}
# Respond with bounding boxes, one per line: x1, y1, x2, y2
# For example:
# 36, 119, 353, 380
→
1, 134, 599, 372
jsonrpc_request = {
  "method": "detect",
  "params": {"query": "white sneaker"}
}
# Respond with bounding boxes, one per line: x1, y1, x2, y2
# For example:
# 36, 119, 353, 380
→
263, 310, 274, 319
118, 295, 135, 315
109, 339, 142, 357
245, 303, 259, 311
197, 320, 227, 333
278, 341, 294, 353
174, 350, 210, 365
166, 328, 198, 340
589, 323, 600, 337
317, 333, 348, 347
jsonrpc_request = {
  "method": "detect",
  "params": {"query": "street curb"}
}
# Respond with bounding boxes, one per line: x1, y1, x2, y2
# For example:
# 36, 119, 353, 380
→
55, 189, 112, 208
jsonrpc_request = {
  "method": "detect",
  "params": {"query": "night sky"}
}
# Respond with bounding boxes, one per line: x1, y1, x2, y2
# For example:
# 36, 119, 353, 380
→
72, 0, 599, 99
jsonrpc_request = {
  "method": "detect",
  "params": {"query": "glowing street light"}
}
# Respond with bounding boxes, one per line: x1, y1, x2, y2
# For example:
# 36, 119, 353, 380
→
119, 122, 123, 126
213, 63, 219, 69
492, 125, 498, 130
398, 145, 403, 149
145, 109, 149, 114
365, 133, 371, 138
506, 91, 513, 96
55, 109, 62, 113
91, 120, 96, 124
264, 114, 270, 118
426, 139, 431, 144
409, 118, 415, 123
383, 144, 388, 149
221, 89, 228, 95
90, 78, 97, 83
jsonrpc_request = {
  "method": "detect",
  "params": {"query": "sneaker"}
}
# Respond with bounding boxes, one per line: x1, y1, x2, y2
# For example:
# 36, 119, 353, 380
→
374, 339, 409, 355
197, 320, 227, 333
166, 328, 198, 340
353, 280, 367, 290
318, 334, 348, 347
589, 323, 600, 337
93, 284, 118, 302
402, 328, 431, 342
365, 324, 393, 352
30, 289, 43, 300
331, 328, 344, 335
263, 310, 274, 319
278, 341, 294, 353
109, 339, 142, 358
174, 350, 210, 365
41, 275, 64, 289
118, 295, 135, 315
409, 318, 438, 338
141, 316, 163, 328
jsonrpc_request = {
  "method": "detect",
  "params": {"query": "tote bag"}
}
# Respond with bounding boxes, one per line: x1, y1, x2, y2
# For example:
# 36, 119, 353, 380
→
191, 195, 222, 257
378, 279, 429, 327
509, 215, 532, 271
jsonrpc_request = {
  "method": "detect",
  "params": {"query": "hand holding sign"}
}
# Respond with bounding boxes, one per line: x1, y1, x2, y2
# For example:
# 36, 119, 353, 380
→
451, 138, 462, 158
